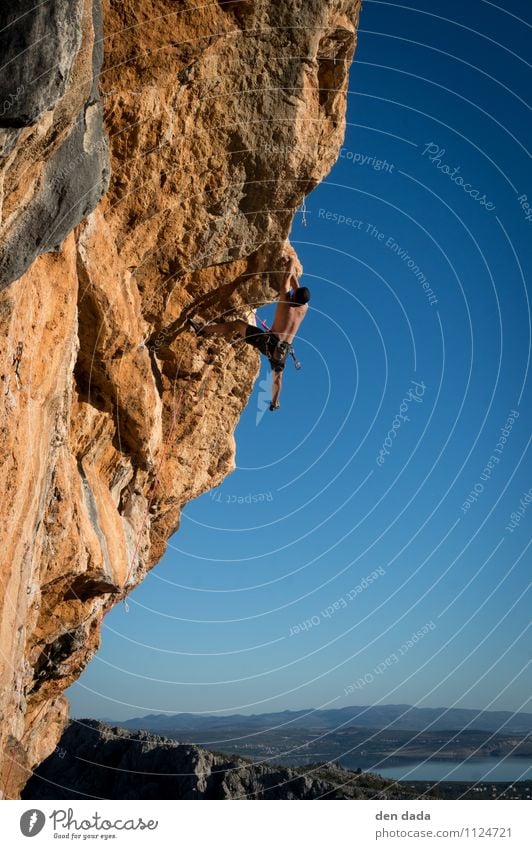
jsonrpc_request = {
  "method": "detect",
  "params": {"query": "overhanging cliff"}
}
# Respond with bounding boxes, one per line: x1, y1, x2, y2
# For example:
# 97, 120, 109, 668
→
0, 0, 361, 798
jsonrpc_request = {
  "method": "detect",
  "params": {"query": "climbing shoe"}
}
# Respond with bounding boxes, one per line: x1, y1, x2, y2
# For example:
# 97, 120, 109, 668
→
187, 318, 204, 336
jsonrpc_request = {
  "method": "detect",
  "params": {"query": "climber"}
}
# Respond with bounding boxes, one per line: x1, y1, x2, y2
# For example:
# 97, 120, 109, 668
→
188, 249, 310, 411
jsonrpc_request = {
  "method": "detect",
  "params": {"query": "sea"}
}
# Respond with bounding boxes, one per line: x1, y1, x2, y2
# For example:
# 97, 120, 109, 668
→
374, 757, 532, 783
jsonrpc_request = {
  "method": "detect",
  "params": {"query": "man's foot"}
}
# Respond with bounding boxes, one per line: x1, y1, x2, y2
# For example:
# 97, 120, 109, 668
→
269, 401, 281, 412
187, 318, 204, 336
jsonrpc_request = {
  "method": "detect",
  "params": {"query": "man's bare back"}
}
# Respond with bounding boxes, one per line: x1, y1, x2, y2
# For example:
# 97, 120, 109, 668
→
271, 298, 308, 343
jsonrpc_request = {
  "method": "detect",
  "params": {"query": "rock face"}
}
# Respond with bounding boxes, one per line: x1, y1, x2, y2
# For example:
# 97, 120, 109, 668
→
23, 720, 419, 800
0, 0, 362, 798
0, 0, 110, 284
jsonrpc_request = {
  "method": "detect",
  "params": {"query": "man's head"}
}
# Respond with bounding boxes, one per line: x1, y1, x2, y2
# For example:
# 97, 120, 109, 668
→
293, 286, 310, 306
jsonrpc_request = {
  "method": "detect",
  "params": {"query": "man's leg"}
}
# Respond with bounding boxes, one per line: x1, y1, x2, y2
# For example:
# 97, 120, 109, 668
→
270, 370, 283, 411
192, 319, 248, 340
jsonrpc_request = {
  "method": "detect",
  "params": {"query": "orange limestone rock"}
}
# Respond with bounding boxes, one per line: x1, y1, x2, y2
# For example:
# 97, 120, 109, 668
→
0, 0, 361, 797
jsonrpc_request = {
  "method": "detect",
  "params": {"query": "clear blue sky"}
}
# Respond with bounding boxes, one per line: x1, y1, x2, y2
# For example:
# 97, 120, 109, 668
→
69, 0, 531, 721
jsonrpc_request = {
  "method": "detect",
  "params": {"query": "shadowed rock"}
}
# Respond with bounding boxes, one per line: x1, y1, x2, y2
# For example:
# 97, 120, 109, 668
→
23, 720, 420, 800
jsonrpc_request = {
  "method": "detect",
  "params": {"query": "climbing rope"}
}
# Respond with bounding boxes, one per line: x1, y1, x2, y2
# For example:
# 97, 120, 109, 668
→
121, 293, 304, 610
120, 392, 183, 611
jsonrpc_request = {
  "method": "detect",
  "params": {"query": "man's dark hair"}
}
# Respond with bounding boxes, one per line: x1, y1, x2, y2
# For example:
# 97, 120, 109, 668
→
294, 287, 310, 305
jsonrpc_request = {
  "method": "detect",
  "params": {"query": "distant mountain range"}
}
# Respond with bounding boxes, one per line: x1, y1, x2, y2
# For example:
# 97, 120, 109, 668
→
111, 704, 532, 735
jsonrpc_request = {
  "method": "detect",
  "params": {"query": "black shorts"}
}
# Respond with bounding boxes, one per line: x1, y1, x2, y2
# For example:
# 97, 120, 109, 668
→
244, 325, 286, 372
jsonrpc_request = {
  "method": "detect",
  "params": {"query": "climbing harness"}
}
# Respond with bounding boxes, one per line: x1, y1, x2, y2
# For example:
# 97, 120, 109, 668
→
257, 317, 301, 370
270, 338, 291, 369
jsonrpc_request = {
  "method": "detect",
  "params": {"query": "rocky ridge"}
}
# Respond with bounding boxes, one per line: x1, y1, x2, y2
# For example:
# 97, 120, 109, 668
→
23, 719, 422, 800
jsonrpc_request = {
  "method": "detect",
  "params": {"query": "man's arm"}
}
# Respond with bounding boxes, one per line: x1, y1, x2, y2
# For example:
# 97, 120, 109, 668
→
280, 255, 298, 296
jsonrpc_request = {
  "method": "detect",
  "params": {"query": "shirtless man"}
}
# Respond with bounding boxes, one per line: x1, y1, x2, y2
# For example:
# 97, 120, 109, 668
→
189, 251, 310, 411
